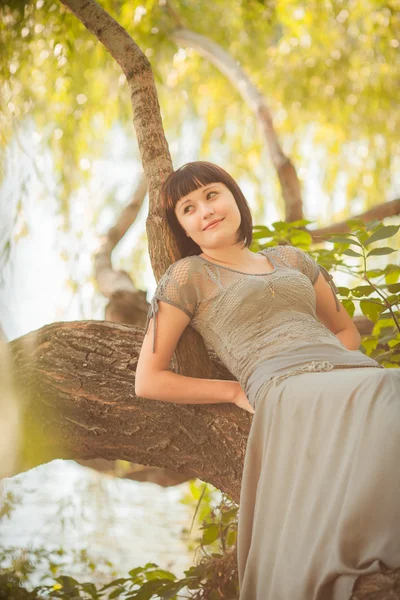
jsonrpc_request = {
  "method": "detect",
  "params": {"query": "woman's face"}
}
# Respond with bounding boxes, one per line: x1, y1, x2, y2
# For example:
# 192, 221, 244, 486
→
174, 182, 242, 251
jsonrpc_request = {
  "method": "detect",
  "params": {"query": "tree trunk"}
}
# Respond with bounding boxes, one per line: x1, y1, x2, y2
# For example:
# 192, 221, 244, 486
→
60, 0, 214, 384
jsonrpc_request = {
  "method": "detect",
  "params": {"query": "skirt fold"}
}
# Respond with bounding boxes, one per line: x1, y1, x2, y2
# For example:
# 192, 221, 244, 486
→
238, 367, 400, 600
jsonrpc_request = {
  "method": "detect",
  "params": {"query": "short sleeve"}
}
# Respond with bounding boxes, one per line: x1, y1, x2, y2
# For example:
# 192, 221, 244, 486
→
270, 245, 341, 312
144, 257, 199, 353
289, 246, 320, 284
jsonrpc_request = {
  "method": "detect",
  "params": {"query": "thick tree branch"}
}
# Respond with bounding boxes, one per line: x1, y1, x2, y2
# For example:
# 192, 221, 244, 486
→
9, 321, 247, 503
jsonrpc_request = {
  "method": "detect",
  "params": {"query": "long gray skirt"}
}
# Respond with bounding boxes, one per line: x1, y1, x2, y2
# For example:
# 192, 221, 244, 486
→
238, 366, 400, 600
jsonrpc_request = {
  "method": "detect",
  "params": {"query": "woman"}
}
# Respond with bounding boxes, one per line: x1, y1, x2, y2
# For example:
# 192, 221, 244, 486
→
135, 161, 400, 599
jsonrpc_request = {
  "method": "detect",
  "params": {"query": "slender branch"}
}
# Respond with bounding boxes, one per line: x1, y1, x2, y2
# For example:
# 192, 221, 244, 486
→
171, 27, 303, 222
94, 173, 147, 298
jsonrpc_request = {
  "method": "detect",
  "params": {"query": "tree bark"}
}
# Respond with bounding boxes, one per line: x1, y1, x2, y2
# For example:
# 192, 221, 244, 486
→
9, 320, 246, 503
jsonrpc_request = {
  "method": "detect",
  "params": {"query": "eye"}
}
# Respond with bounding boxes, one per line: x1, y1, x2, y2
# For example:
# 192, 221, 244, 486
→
207, 191, 217, 199
183, 204, 193, 214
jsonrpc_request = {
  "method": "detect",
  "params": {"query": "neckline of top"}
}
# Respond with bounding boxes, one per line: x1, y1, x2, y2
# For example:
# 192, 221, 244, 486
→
195, 249, 277, 275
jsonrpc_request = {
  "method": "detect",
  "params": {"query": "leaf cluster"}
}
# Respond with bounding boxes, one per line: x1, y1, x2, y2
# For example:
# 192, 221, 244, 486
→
0, 487, 241, 600
252, 217, 400, 366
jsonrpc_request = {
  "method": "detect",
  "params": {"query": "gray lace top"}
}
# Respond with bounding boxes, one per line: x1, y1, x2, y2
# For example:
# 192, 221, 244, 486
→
144, 245, 382, 398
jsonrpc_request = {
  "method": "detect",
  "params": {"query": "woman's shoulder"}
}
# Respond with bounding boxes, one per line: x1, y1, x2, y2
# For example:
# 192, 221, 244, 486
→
167, 254, 200, 272
160, 254, 202, 283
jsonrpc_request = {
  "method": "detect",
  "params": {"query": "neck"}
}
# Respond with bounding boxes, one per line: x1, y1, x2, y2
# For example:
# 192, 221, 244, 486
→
200, 244, 253, 265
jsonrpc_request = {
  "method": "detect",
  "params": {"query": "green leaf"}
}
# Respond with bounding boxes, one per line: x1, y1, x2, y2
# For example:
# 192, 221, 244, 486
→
366, 269, 384, 278
81, 583, 98, 599
202, 523, 220, 545
289, 230, 313, 245
367, 247, 397, 257
387, 294, 400, 306
342, 299, 355, 317
220, 507, 238, 524
286, 219, 314, 227
386, 270, 400, 285
364, 225, 400, 246
157, 580, 188, 599
143, 563, 159, 570
252, 227, 273, 240
271, 221, 290, 232
365, 219, 383, 231
145, 570, 175, 582
360, 336, 379, 354
360, 300, 385, 323
56, 576, 79, 592
134, 578, 174, 600
226, 529, 237, 547
100, 578, 129, 591
345, 218, 366, 231
350, 285, 375, 298
337, 286, 350, 297
378, 309, 399, 319
109, 588, 125, 599
327, 236, 363, 246
343, 249, 363, 257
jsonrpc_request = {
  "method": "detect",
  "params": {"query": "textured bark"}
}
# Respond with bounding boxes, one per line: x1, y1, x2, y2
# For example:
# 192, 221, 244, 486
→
171, 28, 303, 223
9, 320, 246, 503
350, 563, 400, 599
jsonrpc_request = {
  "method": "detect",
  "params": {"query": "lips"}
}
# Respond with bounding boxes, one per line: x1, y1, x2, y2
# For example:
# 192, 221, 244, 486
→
203, 218, 224, 231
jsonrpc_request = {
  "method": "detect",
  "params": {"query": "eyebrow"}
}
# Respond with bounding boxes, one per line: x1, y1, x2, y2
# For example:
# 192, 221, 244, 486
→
177, 184, 218, 209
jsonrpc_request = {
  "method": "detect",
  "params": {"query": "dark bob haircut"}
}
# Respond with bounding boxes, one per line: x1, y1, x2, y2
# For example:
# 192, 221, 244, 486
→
160, 161, 253, 258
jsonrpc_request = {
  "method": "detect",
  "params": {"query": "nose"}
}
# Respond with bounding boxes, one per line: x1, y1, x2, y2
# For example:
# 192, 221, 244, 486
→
201, 204, 214, 218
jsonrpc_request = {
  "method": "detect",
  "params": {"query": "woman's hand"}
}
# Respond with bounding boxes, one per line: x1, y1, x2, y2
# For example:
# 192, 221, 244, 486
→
232, 383, 255, 414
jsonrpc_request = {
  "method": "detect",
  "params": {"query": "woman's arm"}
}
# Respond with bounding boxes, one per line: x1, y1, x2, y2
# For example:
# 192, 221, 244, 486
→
313, 271, 361, 351
135, 300, 247, 407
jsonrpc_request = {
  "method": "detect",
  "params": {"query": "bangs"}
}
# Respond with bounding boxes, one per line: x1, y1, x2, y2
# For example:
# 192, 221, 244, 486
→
162, 162, 226, 211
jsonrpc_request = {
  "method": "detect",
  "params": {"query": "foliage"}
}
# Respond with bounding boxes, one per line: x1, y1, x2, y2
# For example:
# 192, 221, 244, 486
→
0, 491, 240, 600
251, 217, 400, 367
1, 0, 399, 215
